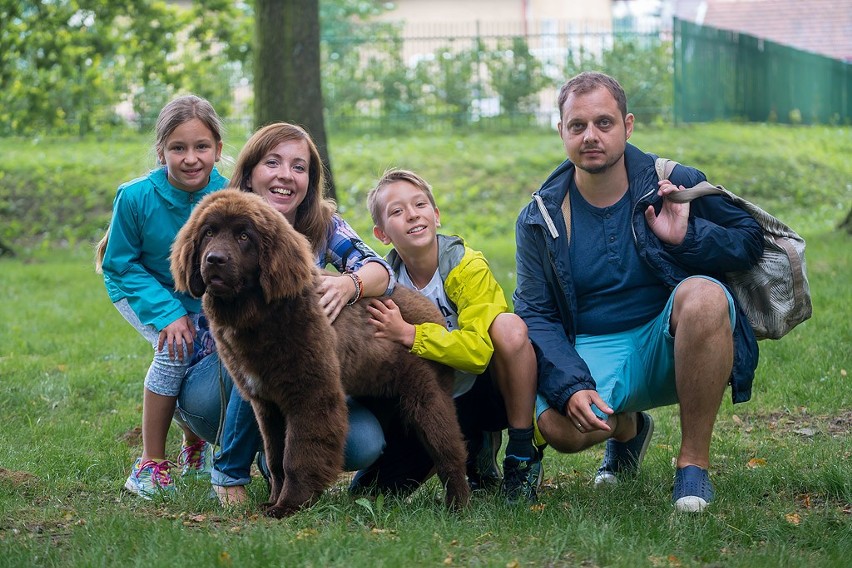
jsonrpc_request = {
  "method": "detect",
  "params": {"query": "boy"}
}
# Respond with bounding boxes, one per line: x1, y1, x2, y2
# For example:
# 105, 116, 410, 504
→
358, 169, 542, 503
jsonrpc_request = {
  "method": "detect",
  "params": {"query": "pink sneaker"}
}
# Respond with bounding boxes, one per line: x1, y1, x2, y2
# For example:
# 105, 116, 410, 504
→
124, 458, 175, 499
178, 440, 213, 479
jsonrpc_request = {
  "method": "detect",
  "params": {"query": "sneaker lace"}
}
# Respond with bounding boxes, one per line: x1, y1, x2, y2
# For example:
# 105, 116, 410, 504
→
179, 440, 207, 470
503, 457, 531, 489
140, 459, 174, 487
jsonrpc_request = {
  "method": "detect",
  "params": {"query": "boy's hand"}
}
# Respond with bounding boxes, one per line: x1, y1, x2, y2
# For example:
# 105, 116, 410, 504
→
367, 298, 416, 349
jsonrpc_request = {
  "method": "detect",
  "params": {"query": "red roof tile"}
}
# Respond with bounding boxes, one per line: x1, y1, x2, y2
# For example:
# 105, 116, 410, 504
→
675, 0, 852, 61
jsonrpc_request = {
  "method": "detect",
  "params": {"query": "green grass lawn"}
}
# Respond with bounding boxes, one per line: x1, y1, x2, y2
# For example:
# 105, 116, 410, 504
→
1, 124, 850, 567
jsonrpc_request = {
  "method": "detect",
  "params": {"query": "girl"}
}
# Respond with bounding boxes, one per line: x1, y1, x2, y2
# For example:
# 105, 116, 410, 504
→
95, 95, 227, 499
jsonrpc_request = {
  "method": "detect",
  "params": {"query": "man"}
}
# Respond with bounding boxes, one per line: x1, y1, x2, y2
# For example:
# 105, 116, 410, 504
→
513, 72, 763, 512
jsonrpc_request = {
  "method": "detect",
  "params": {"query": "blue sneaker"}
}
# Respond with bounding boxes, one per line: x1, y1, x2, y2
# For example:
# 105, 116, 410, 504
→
467, 431, 503, 492
178, 440, 212, 479
256, 451, 271, 489
594, 412, 654, 485
501, 446, 544, 504
672, 465, 714, 512
124, 458, 176, 499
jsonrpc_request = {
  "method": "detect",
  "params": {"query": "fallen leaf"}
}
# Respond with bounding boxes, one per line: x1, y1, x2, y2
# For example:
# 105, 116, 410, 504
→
747, 458, 767, 468
785, 512, 801, 525
841, 369, 847, 377
793, 427, 817, 437
530, 503, 546, 512
506, 561, 520, 568
667, 554, 682, 566
731, 414, 744, 426
296, 528, 318, 540
443, 554, 453, 565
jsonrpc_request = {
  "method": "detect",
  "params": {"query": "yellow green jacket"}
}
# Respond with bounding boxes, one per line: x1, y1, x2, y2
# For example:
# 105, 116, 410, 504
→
386, 234, 508, 375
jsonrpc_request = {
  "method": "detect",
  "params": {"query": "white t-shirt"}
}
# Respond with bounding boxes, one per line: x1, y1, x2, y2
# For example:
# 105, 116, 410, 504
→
398, 265, 477, 397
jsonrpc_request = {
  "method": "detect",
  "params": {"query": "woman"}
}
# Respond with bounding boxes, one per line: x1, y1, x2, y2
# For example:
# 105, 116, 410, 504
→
177, 122, 393, 505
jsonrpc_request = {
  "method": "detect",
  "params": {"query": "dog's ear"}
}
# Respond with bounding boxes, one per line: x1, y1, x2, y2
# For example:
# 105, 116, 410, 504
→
171, 202, 206, 299
257, 206, 316, 303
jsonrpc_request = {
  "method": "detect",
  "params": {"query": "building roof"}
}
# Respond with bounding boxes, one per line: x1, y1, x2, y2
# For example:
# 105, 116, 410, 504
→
674, 0, 852, 62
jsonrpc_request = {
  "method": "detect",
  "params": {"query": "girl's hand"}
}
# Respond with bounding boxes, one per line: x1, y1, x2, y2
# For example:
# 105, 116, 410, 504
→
317, 273, 356, 322
366, 298, 416, 349
158, 315, 196, 361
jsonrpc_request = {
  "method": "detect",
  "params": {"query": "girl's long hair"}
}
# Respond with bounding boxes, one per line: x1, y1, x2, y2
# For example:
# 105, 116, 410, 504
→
95, 95, 223, 273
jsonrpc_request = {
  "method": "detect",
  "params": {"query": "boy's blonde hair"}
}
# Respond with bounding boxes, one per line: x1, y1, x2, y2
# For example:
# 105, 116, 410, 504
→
367, 169, 437, 229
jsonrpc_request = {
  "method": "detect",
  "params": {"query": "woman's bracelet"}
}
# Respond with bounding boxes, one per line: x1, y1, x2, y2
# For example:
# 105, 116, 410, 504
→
345, 271, 363, 305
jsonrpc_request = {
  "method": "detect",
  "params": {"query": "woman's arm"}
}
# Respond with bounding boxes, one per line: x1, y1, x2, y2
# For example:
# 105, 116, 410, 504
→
317, 214, 394, 321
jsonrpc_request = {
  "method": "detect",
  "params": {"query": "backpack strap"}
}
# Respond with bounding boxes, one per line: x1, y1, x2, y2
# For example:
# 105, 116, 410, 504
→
654, 157, 726, 204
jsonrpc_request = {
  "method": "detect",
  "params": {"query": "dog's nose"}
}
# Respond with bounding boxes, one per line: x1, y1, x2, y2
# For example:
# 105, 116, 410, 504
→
205, 250, 228, 265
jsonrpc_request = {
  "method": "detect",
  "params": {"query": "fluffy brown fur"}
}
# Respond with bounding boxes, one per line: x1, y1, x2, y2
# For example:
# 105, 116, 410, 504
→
171, 189, 470, 518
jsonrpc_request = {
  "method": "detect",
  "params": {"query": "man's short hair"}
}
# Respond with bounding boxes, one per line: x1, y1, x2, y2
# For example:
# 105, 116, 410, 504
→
557, 72, 628, 119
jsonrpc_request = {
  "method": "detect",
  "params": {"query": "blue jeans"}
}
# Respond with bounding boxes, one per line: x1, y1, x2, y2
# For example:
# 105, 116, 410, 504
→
176, 352, 386, 487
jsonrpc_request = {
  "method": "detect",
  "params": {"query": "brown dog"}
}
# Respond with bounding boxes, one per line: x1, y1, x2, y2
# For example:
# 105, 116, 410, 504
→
171, 189, 470, 518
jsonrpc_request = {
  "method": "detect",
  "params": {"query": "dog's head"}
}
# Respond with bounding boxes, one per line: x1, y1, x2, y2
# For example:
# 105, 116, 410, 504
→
171, 189, 316, 304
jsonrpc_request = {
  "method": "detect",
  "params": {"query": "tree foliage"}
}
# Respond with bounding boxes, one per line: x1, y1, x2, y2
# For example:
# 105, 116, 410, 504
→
0, 0, 251, 135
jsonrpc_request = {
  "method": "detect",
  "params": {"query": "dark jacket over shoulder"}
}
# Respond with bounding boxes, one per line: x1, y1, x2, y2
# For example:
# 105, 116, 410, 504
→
513, 143, 764, 414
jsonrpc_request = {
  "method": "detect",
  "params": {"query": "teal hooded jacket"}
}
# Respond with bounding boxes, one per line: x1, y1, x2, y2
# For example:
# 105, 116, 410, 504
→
102, 166, 228, 331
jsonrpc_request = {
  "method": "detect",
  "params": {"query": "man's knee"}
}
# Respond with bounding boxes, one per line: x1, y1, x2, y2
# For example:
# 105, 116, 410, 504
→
672, 279, 731, 332
538, 408, 584, 454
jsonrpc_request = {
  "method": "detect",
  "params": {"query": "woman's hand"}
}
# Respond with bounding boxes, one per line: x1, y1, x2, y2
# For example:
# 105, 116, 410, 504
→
158, 315, 196, 361
317, 273, 356, 322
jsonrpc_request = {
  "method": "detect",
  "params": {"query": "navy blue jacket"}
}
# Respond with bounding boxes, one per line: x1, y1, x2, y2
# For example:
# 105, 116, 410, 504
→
513, 143, 763, 414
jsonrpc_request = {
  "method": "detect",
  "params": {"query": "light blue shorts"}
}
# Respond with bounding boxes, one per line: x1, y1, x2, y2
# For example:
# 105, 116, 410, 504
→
535, 276, 736, 420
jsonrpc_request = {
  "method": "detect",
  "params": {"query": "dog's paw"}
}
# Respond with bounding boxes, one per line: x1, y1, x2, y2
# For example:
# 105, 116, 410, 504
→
445, 479, 471, 511
264, 503, 299, 519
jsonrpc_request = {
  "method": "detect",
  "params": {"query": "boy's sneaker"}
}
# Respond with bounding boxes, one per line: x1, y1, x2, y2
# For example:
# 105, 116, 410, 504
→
178, 440, 213, 479
501, 446, 544, 504
256, 451, 271, 489
672, 465, 714, 513
467, 431, 503, 492
124, 458, 176, 499
594, 411, 654, 486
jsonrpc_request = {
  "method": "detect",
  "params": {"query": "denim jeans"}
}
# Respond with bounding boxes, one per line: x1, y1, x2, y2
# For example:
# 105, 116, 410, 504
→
176, 352, 386, 487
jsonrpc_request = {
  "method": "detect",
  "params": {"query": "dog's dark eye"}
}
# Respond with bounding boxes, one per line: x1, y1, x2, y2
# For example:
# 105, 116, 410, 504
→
204, 228, 214, 237
239, 232, 249, 241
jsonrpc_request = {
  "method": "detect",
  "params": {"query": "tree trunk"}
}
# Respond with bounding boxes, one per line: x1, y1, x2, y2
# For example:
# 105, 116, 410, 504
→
840, 205, 852, 234
0, 237, 16, 258
254, 0, 335, 199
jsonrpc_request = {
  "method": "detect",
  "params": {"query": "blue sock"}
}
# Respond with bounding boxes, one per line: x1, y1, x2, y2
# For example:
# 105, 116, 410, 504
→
505, 427, 535, 461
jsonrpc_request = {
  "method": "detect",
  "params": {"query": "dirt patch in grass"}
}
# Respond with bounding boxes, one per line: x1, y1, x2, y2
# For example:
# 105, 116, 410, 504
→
731, 408, 852, 438
0, 467, 36, 487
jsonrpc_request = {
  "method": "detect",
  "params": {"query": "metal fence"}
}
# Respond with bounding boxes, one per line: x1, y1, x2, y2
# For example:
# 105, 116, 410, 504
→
321, 20, 671, 133
673, 18, 852, 125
